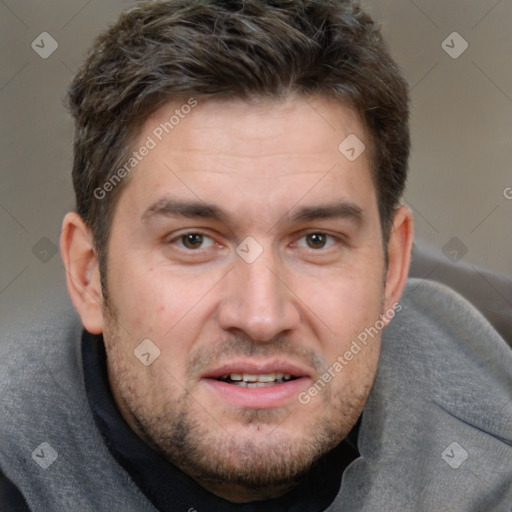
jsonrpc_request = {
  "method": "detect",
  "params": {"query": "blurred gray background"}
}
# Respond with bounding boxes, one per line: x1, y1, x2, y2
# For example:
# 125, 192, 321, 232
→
1, 0, 511, 328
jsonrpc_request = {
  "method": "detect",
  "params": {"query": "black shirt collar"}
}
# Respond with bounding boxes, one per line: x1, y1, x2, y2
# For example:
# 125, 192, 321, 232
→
82, 329, 360, 512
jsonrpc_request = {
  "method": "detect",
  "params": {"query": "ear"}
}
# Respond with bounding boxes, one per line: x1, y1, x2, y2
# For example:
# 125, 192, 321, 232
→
60, 212, 105, 334
383, 205, 414, 316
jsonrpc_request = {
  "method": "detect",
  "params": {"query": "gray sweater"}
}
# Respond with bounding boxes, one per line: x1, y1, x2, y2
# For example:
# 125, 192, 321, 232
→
1, 279, 511, 511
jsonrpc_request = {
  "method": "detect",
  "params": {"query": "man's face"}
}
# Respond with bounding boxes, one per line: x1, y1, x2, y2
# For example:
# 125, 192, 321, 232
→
101, 96, 389, 501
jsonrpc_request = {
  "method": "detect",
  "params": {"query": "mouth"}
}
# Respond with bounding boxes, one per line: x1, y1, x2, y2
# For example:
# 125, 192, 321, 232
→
201, 361, 312, 409
215, 372, 299, 388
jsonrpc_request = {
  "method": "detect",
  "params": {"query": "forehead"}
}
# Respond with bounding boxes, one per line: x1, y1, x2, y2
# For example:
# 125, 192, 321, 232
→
117, 95, 376, 220
145, 95, 365, 159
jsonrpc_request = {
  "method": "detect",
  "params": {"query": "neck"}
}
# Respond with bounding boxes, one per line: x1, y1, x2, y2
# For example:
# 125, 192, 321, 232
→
191, 477, 300, 503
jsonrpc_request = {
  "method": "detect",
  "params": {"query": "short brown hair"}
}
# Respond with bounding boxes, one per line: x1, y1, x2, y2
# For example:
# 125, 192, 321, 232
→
67, 0, 410, 278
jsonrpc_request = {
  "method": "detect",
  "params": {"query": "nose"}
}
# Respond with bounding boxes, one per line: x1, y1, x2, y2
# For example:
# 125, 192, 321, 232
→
217, 248, 301, 342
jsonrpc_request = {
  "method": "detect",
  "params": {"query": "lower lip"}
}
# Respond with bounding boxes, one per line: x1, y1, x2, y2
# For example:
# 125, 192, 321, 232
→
203, 378, 310, 409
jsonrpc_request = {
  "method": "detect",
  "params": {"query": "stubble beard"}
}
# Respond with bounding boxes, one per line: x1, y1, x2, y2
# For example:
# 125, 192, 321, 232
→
101, 298, 376, 502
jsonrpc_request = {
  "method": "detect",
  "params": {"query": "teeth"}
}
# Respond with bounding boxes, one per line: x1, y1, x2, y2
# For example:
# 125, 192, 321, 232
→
220, 372, 295, 385
243, 373, 276, 382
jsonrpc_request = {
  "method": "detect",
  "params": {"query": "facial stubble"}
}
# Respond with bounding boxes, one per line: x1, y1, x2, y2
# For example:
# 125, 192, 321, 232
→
101, 297, 378, 501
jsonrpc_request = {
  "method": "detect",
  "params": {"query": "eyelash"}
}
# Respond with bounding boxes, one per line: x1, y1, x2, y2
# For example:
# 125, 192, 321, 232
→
293, 232, 340, 250
168, 231, 217, 250
166, 230, 344, 252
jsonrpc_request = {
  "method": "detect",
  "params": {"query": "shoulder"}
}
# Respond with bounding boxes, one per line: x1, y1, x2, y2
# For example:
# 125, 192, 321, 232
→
0, 308, 156, 511
0, 305, 84, 403
0, 306, 87, 470
385, 278, 512, 438
331, 279, 512, 511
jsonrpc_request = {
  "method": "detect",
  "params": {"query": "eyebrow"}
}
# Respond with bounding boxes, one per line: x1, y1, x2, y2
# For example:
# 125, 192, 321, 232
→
141, 198, 365, 227
141, 198, 229, 224
289, 202, 365, 225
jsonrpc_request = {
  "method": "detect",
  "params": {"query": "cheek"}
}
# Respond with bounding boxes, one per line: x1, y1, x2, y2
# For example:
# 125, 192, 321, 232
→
306, 271, 384, 333
108, 262, 168, 333
106, 254, 222, 350
312, 298, 382, 406
298, 264, 384, 372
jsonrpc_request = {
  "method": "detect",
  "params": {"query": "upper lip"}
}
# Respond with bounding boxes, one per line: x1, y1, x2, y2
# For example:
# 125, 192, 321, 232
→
202, 359, 313, 379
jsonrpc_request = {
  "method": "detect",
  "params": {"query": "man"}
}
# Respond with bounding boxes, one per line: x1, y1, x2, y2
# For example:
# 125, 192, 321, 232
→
1, 1, 511, 510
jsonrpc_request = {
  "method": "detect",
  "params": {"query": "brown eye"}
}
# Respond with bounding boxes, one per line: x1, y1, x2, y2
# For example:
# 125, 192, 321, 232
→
181, 233, 205, 249
306, 233, 327, 249
294, 232, 338, 251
